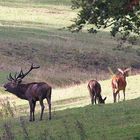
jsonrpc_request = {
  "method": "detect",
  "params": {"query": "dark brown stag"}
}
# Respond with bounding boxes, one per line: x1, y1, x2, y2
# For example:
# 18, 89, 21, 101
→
4, 64, 52, 121
88, 80, 106, 104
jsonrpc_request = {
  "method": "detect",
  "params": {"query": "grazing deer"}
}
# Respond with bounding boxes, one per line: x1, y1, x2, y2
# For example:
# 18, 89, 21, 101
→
88, 80, 106, 104
112, 68, 130, 103
4, 64, 52, 121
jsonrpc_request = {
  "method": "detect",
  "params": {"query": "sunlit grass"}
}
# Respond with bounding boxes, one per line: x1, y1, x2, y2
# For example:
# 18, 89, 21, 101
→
0, 0, 72, 7
52, 75, 140, 105
0, 5, 76, 29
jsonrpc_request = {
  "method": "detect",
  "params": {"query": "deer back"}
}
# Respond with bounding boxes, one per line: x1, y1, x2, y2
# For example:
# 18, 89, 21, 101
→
25, 82, 51, 100
88, 80, 101, 97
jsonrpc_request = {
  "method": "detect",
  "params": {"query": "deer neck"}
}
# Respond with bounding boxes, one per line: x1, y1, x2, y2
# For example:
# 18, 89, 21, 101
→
10, 84, 28, 100
122, 74, 126, 80
118, 73, 126, 80
98, 95, 103, 103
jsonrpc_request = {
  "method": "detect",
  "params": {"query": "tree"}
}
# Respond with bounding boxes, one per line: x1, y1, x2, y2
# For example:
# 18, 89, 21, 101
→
70, 0, 140, 39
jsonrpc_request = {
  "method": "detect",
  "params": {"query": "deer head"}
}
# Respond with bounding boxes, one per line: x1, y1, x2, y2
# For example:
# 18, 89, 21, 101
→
99, 97, 107, 104
4, 64, 40, 92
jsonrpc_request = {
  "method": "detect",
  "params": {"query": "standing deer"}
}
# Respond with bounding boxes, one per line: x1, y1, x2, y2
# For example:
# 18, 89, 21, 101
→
4, 64, 52, 121
112, 68, 130, 103
88, 80, 106, 104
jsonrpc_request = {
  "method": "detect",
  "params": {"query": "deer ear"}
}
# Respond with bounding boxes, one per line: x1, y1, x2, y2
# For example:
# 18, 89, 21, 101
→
124, 68, 131, 73
117, 68, 124, 74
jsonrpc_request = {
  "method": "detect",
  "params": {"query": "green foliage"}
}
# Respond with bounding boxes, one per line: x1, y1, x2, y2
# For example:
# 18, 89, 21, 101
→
70, 0, 140, 38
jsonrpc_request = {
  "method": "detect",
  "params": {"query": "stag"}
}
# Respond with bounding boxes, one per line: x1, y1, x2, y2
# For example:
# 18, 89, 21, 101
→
112, 68, 130, 103
88, 80, 106, 104
4, 64, 52, 121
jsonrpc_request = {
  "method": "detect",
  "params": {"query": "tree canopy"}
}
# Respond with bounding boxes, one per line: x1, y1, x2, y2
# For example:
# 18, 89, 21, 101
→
70, 0, 140, 39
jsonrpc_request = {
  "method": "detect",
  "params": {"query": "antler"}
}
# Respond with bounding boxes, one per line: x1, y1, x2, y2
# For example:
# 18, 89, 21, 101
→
7, 73, 15, 81
7, 64, 40, 81
17, 63, 40, 80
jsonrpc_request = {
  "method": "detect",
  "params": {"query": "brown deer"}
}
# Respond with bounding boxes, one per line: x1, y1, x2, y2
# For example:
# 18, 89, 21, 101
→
4, 64, 52, 121
112, 68, 130, 103
88, 80, 106, 104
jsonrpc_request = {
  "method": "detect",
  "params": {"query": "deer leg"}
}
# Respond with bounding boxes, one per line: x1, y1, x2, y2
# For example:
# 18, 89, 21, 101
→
94, 96, 97, 104
94, 91, 97, 104
39, 99, 45, 121
89, 93, 94, 105
29, 101, 33, 121
32, 101, 36, 121
112, 87, 117, 103
46, 97, 51, 120
113, 91, 118, 103
91, 94, 94, 105
91, 97, 94, 105
118, 92, 120, 102
114, 90, 119, 103
46, 88, 52, 120
123, 89, 126, 101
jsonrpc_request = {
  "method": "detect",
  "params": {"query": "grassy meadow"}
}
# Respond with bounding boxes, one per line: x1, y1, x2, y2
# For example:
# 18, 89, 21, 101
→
1, 83, 140, 140
0, 0, 140, 87
0, 0, 140, 139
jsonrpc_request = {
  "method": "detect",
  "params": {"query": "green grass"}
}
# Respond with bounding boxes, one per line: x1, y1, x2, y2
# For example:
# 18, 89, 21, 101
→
0, 71, 9, 85
1, 98, 140, 140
